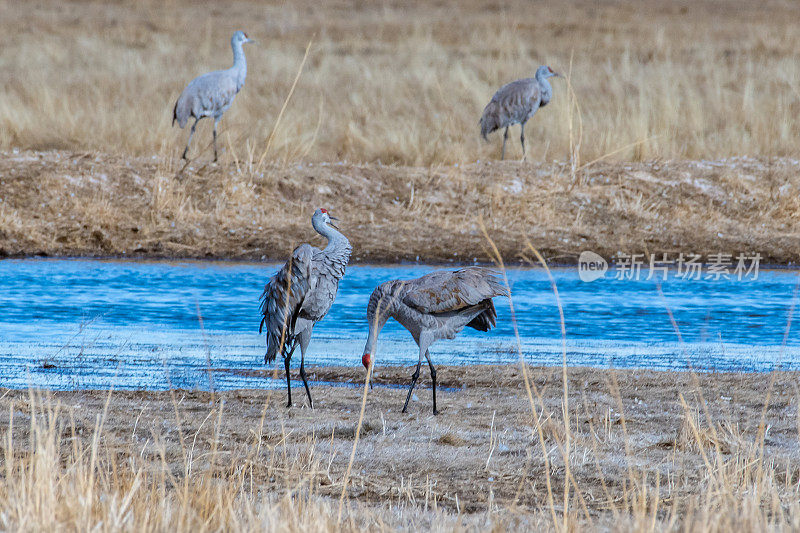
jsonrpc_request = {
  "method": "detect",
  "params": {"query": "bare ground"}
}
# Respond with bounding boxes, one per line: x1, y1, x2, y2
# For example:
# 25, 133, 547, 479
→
4, 364, 799, 526
1, 151, 800, 265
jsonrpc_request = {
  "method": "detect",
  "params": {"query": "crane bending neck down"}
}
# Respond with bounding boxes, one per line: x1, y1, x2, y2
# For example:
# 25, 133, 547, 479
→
361, 288, 395, 371
359, 268, 507, 413
362, 317, 387, 371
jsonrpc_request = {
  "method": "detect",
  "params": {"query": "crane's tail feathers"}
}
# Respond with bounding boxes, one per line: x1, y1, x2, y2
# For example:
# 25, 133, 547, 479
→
264, 333, 279, 364
466, 300, 498, 332
479, 103, 500, 141
264, 331, 299, 365
479, 118, 494, 141
258, 287, 270, 334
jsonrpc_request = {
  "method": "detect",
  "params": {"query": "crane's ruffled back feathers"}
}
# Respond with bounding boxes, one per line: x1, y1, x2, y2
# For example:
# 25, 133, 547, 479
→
296, 236, 351, 322
259, 244, 314, 364
402, 267, 508, 315
174, 70, 241, 127
479, 78, 540, 139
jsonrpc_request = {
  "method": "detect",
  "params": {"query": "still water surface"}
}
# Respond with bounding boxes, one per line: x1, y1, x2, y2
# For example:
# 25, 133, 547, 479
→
0, 259, 797, 390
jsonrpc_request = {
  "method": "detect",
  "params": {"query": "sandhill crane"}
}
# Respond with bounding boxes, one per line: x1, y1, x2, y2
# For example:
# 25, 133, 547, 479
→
361, 267, 508, 414
173, 31, 254, 162
259, 208, 351, 408
479, 65, 562, 160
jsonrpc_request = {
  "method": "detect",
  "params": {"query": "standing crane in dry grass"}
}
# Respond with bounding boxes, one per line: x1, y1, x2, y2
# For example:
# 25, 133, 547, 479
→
259, 208, 352, 408
173, 31, 254, 162
361, 268, 508, 414
480, 65, 562, 160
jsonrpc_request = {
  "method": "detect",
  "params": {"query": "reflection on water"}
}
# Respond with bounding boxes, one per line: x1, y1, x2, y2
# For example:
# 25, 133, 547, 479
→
0, 259, 797, 390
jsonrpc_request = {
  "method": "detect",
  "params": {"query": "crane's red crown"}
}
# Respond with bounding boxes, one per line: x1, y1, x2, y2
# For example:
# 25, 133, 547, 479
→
243, 32, 249, 38
320, 208, 328, 214
362, 352, 371, 369
548, 66, 554, 73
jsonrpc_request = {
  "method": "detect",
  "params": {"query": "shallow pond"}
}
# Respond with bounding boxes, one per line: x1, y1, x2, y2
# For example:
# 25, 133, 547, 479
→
0, 259, 797, 390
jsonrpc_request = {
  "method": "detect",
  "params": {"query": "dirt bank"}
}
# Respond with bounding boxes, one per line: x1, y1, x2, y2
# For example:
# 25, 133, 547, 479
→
1, 151, 799, 264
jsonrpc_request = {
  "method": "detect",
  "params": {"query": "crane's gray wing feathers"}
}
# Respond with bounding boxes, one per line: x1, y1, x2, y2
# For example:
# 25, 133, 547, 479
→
480, 78, 541, 139
193, 72, 238, 115
259, 244, 314, 363
402, 267, 508, 315
174, 70, 240, 125
299, 242, 352, 321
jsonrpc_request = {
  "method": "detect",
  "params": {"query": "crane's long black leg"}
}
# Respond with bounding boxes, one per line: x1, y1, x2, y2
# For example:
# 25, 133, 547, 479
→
282, 341, 298, 408
299, 348, 313, 409
501, 126, 509, 160
402, 356, 423, 413
520, 121, 527, 161
284, 355, 292, 408
212, 119, 219, 162
425, 351, 438, 415
183, 118, 199, 160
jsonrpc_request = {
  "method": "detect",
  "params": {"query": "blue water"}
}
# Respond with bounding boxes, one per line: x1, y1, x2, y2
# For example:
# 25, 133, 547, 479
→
0, 259, 797, 390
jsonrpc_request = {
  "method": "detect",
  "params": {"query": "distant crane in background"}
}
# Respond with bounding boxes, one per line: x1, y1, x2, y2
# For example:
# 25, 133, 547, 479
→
259, 209, 352, 408
479, 65, 562, 160
173, 31, 254, 162
361, 267, 508, 414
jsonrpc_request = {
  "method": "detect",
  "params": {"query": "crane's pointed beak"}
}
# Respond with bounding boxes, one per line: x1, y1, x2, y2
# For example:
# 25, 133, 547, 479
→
328, 216, 340, 230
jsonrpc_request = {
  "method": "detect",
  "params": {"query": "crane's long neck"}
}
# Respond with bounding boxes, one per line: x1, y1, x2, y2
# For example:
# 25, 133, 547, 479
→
230, 41, 247, 88
312, 218, 352, 263
363, 285, 395, 356
363, 313, 389, 357
536, 71, 553, 106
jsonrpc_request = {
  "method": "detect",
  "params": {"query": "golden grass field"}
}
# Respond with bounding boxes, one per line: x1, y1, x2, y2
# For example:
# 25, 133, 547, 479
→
3, 366, 800, 531
1, 0, 800, 165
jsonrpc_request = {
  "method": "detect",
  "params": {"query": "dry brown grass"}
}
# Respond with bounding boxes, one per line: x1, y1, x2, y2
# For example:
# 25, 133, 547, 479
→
1, 0, 799, 165
2, 150, 800, 263
2, 366, 800, 531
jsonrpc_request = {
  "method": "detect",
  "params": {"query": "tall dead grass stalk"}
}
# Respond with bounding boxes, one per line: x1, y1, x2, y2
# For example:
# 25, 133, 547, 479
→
256, 38, 314, 173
